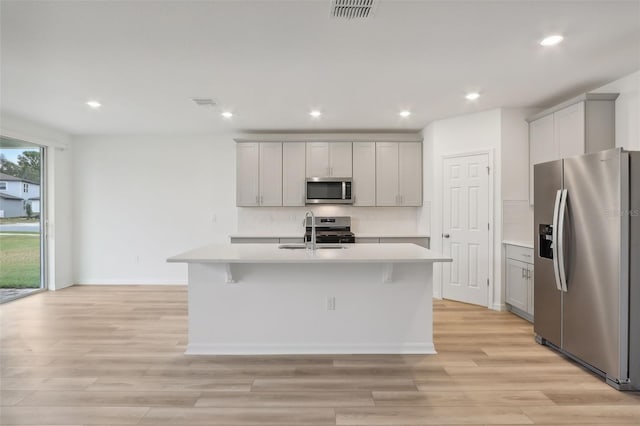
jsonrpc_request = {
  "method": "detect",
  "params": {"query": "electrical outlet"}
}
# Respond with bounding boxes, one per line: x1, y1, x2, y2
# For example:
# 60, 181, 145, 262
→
326, 296, 336, 311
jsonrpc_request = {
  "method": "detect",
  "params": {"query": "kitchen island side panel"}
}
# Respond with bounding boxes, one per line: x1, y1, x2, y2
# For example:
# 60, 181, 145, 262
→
186, 262, 435, 355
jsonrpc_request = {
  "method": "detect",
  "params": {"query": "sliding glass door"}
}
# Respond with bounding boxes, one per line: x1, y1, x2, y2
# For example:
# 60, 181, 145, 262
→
0, 136, 45, 303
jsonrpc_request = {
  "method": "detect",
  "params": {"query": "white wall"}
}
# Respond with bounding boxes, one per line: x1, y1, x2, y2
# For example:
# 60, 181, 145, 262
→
72, 135, 427, 284
501, 108, 539, 244
60, 137, 422, 283
418, 125, 435, 236
592, 70, 640, 151
0, 111, 74, 290
72, 134, 237, 284
49, 147, 74, 290
424, 109, 503, 308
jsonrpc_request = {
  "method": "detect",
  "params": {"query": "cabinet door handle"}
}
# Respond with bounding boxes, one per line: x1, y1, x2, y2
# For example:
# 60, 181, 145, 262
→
260, 195, 264, 205
255, 195, 259, 205
522, 268, 526, 278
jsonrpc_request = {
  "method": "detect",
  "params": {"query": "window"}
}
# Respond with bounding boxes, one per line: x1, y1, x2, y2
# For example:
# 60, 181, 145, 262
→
1, 137, 45, 303
0, 182, 6, 190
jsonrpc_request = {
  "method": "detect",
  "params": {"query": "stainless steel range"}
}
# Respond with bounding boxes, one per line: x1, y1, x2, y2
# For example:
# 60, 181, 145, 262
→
304, 216, 355, 244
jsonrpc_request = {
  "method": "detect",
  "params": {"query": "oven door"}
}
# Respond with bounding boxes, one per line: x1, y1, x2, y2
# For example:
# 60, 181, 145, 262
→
305, 178, 352, 204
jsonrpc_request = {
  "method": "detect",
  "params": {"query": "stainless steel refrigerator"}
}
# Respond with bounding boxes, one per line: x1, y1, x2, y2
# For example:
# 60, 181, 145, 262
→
534, 148, 639, 390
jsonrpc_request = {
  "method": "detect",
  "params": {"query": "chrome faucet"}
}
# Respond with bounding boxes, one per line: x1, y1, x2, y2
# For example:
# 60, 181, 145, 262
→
305, 210, 316, 251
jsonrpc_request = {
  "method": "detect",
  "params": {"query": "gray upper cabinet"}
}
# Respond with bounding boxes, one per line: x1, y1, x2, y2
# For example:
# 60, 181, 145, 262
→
305, 142, 352, 177
236, 142, 282, 207
528, 93, 618, 204
352, 142, 376, 206
236, 143, 260, 207
282, 143, 306, 206
235, 135, 422, 208
376, 142, 422, 206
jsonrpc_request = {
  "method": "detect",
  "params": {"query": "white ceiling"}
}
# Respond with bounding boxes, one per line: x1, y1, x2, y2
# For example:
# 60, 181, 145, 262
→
1, 0, 639, 135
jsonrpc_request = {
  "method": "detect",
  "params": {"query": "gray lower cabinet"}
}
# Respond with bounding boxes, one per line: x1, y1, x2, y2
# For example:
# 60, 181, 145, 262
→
230, 237, 280, 244
355, 237, 429, 248
505, 244, 534, 322
230, 237, 304, 244
232, 236, 429, 247
278, 237, 304, 244
355, 237, 380, 243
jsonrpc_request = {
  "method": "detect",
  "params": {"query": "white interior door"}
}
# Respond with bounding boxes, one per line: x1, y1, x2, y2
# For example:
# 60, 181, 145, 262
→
442, 153, 490, 306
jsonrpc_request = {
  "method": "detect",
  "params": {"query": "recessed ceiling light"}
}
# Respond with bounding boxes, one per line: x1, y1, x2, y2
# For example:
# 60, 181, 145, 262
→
221, 111, 233, 118
465, 92, 480, 101
540, 35, 564, 46
399, 110, 411, 118
86, 100, 101, 109
309, 110, 322, 118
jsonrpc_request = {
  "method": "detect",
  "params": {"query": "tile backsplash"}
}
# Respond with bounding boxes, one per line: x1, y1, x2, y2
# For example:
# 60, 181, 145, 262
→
502, 200, 534, 242
237, 206, 427, 235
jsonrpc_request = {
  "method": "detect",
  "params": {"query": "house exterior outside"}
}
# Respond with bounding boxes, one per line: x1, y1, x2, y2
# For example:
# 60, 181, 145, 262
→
0, 172, 40, 218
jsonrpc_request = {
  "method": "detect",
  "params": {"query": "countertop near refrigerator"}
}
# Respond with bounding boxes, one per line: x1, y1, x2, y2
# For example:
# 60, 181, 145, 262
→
168, 243, 450, 356
502, 240, 534, 249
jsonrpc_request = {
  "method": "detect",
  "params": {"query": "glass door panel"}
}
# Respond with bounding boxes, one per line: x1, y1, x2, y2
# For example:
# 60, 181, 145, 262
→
0, 136, 45, 303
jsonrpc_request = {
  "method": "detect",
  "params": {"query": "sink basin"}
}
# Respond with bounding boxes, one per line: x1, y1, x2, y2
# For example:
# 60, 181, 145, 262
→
278, 244, 307, 250
278, 244, 348, 250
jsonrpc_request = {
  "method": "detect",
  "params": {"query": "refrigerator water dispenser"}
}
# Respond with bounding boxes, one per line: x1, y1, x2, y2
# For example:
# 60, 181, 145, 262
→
539, 224, 554, 259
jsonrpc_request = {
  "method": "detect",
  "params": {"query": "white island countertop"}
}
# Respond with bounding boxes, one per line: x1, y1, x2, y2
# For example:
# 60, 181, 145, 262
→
168, 243, 451, 264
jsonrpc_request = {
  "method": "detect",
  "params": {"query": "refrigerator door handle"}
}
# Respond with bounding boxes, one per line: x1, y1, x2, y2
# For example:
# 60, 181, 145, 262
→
552, 189, 563, 291
558, 189, 569, 292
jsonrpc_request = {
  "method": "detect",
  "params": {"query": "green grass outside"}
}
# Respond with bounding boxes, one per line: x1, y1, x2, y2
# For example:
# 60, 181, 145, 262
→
0, 233, 41, 288
0, 217, 39, 224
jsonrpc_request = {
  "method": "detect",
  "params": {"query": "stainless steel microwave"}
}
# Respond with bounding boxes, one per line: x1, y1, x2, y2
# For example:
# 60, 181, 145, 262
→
305, 177, 353, 204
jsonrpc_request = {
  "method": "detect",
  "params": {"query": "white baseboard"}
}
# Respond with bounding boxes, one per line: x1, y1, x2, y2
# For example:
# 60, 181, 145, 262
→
186, 342, 437, 355
76, 280, 187, 285
491, 302, 507, 311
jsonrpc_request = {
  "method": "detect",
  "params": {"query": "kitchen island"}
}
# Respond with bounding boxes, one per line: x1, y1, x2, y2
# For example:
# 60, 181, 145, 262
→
168, 243, 451, 355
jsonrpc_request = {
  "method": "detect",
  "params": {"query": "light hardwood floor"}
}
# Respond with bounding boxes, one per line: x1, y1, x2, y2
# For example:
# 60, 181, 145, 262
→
1, 285, 639, 425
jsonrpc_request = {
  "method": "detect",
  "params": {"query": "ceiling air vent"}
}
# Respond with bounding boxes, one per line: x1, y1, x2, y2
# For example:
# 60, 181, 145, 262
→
330, 0, 377, 20
191, 98, 217, 107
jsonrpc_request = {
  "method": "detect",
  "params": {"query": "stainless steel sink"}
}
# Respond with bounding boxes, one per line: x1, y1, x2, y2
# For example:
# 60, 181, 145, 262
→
278, 244, 307, 250
278, 244, 348, 250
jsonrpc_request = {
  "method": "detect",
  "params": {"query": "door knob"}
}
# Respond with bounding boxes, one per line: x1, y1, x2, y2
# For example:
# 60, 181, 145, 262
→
442, 233, 450, 238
